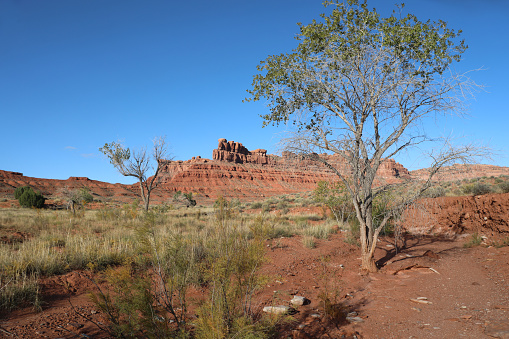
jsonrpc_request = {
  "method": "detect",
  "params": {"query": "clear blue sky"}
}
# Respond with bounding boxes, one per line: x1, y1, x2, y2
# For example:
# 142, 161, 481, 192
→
1, 0, 507, 184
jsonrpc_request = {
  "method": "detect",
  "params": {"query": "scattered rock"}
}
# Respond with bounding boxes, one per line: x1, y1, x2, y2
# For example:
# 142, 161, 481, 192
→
290, 296, 310, 306
346, 316, 364, 323
263, 305, 291, 315
410, 298, 432, 305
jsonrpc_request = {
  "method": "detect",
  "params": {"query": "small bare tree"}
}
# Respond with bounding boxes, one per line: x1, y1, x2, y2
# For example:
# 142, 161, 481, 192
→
58, 186, 93, 215
247, 1, 489, 271
100, 136, 169, 211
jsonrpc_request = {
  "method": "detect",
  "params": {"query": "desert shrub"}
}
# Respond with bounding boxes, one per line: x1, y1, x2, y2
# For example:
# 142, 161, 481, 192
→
250, 202, 263, 209
261, 203, 271, 213
345, 218, 360, 246
302, 235, 316, 248
464, 233, 483, 248
275, 200, 288, 211
194, 210, 269, 338
422, 186, 446, 198
463, 183, 492, 196
314, 181, 353, 223
0, 273, 41, 313
173, 191, 197, 207
79, 187, 94, 203
498, 182, 509, 193
304, 223, 337, 240
17, 187, 45, 208
90, 266, 190, 338
494, 177, 504, 184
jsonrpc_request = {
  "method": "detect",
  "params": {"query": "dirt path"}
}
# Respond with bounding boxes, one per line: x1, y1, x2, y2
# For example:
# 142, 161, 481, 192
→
355, 240, 509, 338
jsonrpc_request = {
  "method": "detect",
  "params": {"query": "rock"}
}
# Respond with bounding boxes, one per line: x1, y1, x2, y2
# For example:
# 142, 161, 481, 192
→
410, 298, 432, 305
485, 321, 509, 338
346, 316, 364, 323
263, 305, 291, 315
290, 296, 310, 306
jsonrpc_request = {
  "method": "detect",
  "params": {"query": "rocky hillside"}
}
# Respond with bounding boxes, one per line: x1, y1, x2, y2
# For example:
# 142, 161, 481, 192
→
1, 138, 507, 205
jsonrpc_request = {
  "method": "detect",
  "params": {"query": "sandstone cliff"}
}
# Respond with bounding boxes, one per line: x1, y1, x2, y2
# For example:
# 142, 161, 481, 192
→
3, 138, 504, 205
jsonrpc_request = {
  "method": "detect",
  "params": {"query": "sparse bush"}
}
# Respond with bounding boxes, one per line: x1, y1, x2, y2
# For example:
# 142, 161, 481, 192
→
173, 191, 197, 207
304, 223, 337, 239
498, 182, 509, 193
302, 235, 316, 249
194, 202, 269, 338
0, 273, 41, 313
463, 183, 492, 196
250, 202, 263, 209
276, 200, 288, 211
464, 233, 483, 248
422, 186, 446, 198
261, 203, 271, 213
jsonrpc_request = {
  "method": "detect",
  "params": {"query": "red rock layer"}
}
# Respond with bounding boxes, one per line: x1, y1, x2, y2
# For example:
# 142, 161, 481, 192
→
402, 193, 509, 236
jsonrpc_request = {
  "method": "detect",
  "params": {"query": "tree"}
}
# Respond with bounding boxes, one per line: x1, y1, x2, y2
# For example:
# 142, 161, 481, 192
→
100, 137, 169, 212
173, 191, 197, 208
58, 186, 93, 214
15, 186, 45, 208
313, 180, 353, 224
246, 0, 488, 271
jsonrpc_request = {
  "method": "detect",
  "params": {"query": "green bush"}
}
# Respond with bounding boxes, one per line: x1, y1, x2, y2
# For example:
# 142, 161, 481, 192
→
79, 188, 94, 203
17, 187, 45, 208
461, 183, 492, 196
14, 186, 32, 200
471, 183, 492, 196
250, 202, 263, 209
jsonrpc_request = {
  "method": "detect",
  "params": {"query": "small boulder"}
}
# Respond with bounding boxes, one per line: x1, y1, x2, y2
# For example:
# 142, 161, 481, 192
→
263, 305, 291, 315
290, 296, 310, 306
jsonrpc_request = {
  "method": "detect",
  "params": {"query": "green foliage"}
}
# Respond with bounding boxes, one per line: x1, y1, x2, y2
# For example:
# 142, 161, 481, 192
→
498, 182, 509, 193
79, 187, 94, 203
0, 273, 41, 313
90, 266, 189, 338
17, 187, 45, 208
250, 202, 263, 209
14, 186, 32, 200
246, 0, 466, 124
422, 186, 446, 198
313, 181, 353, 223
462, 182, 492, 196
173, 191, 197, 207
194, 208, 269, 338
464, 233, 483, 248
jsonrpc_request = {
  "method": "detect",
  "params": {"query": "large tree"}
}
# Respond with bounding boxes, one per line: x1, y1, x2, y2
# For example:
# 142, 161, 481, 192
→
100, 136, 169, 212
247, 0, 486, 271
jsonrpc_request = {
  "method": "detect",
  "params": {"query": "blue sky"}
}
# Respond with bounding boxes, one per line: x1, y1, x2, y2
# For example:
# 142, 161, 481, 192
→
1, 0, 507, 184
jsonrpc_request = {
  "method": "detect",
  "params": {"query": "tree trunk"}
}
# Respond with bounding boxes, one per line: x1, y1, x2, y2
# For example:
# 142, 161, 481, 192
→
144, 196, 150, 212
361, 251, 378, 272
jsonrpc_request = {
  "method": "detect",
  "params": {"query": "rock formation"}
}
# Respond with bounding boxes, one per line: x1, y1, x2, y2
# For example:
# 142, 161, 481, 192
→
212, 138, 269, 164
2, 138, 507, 205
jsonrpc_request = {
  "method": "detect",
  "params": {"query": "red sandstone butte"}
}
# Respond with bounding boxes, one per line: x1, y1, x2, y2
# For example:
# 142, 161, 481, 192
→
2, 138, 507, 204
